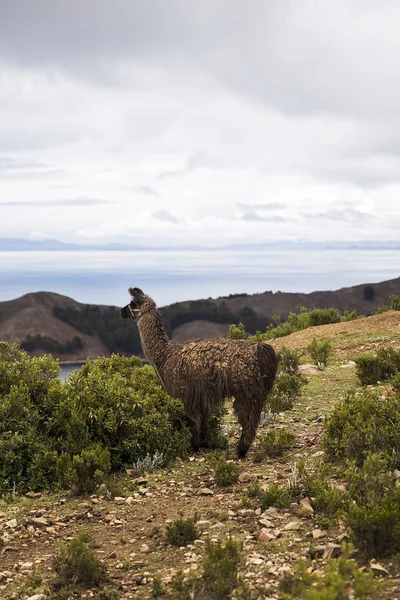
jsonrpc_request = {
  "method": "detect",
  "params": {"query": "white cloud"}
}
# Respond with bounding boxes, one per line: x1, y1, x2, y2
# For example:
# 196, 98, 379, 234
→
0, 1, 400, 246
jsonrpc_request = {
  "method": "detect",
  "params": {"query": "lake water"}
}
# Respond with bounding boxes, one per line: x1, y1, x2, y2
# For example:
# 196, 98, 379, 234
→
59, 363, 85, 380
0, 248, 399, 307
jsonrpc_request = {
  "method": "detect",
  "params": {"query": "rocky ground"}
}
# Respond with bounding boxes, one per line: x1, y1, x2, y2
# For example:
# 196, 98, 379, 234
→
1, 311, 400, 599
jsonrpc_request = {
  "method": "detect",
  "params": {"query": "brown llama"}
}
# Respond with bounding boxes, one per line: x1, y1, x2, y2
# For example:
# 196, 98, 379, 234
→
121, 288, 278, 457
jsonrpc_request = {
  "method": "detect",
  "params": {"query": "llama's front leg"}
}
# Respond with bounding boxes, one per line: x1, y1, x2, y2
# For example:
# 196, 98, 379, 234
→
200, 410, 210, 448
233, 397, 263, 458
188, 418, 201, 451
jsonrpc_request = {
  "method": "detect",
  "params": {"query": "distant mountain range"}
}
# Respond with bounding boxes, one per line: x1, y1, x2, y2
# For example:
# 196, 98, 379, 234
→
0, 237, 400, 251
1, 275, 400, 362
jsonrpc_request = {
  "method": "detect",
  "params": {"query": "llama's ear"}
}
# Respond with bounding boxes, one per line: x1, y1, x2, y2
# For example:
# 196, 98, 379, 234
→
129, 287, 145, 299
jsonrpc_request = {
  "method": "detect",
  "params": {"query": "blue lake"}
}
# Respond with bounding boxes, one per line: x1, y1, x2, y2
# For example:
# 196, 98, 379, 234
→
0, 248, 399, 307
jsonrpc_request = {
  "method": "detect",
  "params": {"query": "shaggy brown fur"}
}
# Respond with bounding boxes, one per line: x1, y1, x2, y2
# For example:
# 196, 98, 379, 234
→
121, 288, 278, 457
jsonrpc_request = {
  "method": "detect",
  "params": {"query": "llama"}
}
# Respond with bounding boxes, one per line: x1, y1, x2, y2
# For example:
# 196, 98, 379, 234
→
121, 288, 278, 457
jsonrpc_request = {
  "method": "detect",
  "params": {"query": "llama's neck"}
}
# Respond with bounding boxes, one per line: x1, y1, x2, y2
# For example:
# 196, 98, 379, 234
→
136, 307, 171, 371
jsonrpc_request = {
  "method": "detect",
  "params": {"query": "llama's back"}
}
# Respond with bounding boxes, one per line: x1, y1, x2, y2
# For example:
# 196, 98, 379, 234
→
163, 337, 277, 401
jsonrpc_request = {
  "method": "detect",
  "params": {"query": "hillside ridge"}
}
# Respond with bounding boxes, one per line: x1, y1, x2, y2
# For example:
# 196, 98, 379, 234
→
0, 275, 399, 361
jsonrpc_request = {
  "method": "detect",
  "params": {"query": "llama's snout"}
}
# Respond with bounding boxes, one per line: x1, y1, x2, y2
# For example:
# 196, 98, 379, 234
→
120, 305, 132, 319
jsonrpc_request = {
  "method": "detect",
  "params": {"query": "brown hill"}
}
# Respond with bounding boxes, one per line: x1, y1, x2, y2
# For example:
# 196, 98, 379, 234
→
0, 292, 108, 361
0, 276, 399, 361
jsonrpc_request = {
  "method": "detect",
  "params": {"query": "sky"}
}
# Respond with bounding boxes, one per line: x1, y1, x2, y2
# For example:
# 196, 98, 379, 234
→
1, 0, 400, 248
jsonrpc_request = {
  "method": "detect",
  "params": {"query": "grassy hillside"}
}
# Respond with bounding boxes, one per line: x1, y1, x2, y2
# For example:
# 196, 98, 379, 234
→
0, 275, 399, 360
1, 311, 400, 598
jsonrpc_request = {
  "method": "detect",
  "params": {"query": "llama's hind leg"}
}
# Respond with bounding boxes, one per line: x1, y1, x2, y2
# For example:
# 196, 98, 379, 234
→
233, 395, 263, 458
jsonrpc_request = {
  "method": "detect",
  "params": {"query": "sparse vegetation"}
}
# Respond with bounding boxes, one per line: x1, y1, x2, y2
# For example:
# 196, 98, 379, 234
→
215, 458, 240, 487
248, 480, 293, 510
52, 531, 106, 590
257, 428, 295, 458
280, 544, 377, 599
345, 452, 400, 557
355, 346, 400, 385
166, 515, 199, 546
249, 306, 358, 341
268, 348, 307, 412
324, 390, 400, 468
203, 537, 242, 599
308, 337, 333, 368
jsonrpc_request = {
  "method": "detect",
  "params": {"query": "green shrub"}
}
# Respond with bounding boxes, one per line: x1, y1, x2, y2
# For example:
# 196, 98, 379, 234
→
166, 515, 199, 547
65, 359, 191, 467
229, 322, 247, 339
215, 459, 240, 487
279, 544, 377, 599
56, 446, 111, 494
323, 390, 400, 468
355, 346, 400, 385
207, 405, 229, 449
306, 479, 346, 524
247, 479, 297, 510
24, 566, 43, 591
392, 372, 400, 394
0, 344, 191, 494
258, 429, 295, 458
270, 372, 306, 412
151, 576, 164, 597
96, 588, 121, 600
52, 531, 106, 590
355, 355, 382, 385
389, 294, 400, 310
345, 453, 400, 557
249, 307, 357, 342
257, 483, 293, 510
203, 538, 241, 599
308, 338, 333, 368
277, 348, 301, 375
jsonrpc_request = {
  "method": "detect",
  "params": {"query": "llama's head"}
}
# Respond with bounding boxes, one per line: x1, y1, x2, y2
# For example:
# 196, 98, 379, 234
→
121, 287, 156, 320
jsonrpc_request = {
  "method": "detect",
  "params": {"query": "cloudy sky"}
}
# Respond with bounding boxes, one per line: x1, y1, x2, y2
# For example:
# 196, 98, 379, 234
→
1, 0, 400, 248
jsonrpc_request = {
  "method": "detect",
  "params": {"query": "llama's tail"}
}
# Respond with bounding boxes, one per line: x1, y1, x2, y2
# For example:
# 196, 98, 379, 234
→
257, 342, 278, 393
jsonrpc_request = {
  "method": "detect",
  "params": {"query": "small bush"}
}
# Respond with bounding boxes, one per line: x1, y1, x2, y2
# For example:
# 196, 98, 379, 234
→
279, 544, 377, 599
258, 483, 293, 510
96, 588, 121, 600
229, 322, 247, 340
277, 348, 301, 375
355, 346, 400, 385
52, 531, 106, 590
392, 372, 400, 394
389, 294, 400, 310
151, 576, 164, 597
307, 479, 346, 524
24, 566, 43, 591
308, 338, 333, 368
258, 428, 295, 458
166, 515, 199, 547
130, 451, 165, 473
215, 459, 240, 487
56, 446, 110, 494
355, 355, 382, 385
207, 405, 229, 449
345, 452, 400, 557
324, 390, 400, 468
270, 372, 306, 412
203, 537, 241, 599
